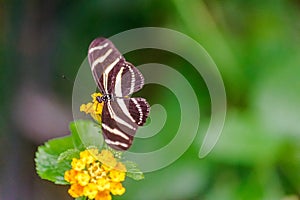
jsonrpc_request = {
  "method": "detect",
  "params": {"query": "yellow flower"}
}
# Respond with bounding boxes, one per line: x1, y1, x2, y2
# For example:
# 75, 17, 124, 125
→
95, 190, 112, 200
87, 162, 103, 180
98, 150, 117, 169
110, 182, 126, 195
76, 171, 90, 186
109, 169, 126, 182
64, 148, 127, 199
114, 162, 127, 172
68, 183, 84, 198
64, 169, 77, 184
88, 148, 100, 157
97, 178, 110, 191
71, 158, 85, 171
80, 93, 104, 123
83, 183, 98, 199
80, 150, 96, 164
80, 103, 94, 114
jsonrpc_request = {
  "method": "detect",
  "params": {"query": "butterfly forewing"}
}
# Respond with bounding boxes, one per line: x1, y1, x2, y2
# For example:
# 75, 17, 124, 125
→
113, 61, 145, 97
88, 38, 124, 94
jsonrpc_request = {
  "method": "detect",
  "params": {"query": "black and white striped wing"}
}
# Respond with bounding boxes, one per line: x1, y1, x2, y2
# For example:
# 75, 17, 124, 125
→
88, 38, 144, 96
88, 37, 124, 94
127, 97, 150, 126
112, 61, 144, 97
101, 99, 137, 150
88, 37, 150, 150
101, 97, 150, 150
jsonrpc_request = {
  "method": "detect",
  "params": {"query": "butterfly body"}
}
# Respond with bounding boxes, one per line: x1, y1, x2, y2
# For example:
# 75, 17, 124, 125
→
88, 38, 150, 150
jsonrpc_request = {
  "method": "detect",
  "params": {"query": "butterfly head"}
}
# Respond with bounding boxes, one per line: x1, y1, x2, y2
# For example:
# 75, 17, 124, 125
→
96, 94, 112, 103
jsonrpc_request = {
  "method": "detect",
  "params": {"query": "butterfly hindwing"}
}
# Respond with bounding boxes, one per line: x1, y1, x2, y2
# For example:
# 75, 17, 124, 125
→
126, 97, 150, 126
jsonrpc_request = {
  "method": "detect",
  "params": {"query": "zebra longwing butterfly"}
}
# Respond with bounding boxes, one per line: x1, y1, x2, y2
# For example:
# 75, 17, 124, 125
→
88, 37, 150, 151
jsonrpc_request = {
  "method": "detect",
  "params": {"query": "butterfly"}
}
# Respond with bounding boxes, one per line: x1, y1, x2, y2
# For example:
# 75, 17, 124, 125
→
88, 37, 150, 151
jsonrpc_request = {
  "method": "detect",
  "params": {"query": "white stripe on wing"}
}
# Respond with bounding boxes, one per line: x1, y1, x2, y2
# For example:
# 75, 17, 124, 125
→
102, 58, 120, 93
88, 42, 108, 54
127, 64, 136, 95
104, 138, 128, 148
116, 98, 136, 123
91, 48, 113, 71
113, 65, 136, 123
114, 66, 124, 97
131, 98, 143, 125
102, 123, 129, 140
107, 101, 135, 130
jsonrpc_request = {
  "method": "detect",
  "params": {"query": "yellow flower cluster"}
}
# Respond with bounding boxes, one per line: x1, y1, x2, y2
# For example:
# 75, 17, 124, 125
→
64, 149, 126, 200
80, 93, 104, 123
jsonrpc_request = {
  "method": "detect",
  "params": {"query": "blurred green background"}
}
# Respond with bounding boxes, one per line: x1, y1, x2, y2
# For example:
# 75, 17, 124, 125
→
1, 0, 300, 199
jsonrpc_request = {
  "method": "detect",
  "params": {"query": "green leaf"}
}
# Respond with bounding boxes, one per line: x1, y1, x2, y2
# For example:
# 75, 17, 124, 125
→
70, 120, 104, 150
35, 120, 105, 185
127, 171, 144, 181
123, 160, 144, 181
75, 197, 87, 200
58, 148, 80, 162
35, 136, 75, 184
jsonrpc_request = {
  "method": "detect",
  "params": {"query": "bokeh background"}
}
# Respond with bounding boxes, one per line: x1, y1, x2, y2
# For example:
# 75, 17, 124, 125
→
1, 0, 300, 199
